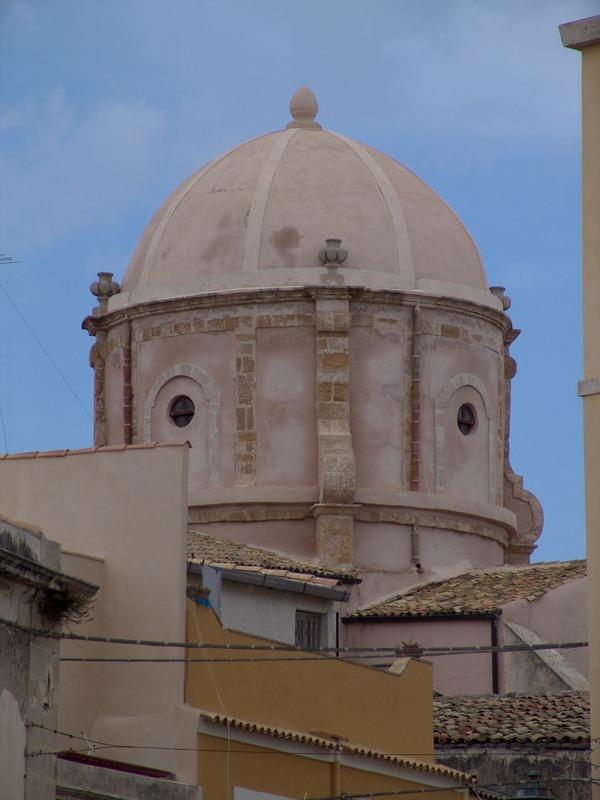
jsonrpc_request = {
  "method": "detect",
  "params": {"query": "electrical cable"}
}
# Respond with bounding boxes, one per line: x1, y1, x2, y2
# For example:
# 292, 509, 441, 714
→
191, 610, 232, 797
0, 281, 92, 420
0, 395, 8, 451
26, 722, 597, 759
1, 616, 588, 659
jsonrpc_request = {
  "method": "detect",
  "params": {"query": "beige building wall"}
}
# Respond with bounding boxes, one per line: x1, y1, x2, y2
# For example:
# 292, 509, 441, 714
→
185, 601, 435, 759
560, 15, 600, 799
0, 443, 199, 782
186, 603, 473, 799
197, 733, 465, 800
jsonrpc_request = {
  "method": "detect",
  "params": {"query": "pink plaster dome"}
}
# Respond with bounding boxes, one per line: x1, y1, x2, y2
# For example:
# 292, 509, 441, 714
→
118, 87, 493, 310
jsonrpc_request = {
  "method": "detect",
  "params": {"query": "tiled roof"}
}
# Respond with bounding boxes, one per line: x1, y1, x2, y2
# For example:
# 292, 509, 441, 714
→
201, 711, 473, 782
0, 441, 189, 459
347, 561, 586, 619
434, 692, 589, 745
187, 531, 358, 584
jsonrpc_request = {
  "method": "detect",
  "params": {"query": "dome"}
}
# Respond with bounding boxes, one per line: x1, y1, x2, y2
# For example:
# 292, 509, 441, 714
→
116, 88, 494, 311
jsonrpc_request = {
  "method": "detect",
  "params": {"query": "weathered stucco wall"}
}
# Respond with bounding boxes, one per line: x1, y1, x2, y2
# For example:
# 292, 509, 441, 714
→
88, 288, 519, 592
205, 570, 337, 647
437, 745, 590, 800
0, 518, 68, 800
504, 578, 588, 680
199, 731, 465, 800
343, 617, 494, 695
0, 444, 199, 783
186, 601, 435, 758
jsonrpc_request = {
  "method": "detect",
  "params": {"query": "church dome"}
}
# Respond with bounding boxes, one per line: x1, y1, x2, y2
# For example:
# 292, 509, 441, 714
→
119, 87, 493, 309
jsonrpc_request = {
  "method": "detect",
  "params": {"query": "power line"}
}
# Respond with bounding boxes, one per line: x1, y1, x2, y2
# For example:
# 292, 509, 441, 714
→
26, 722, 598, 759
1, 617, 588, 659
57, 641, 590, 664
0, 395, 8, 451
22, 738, 594, 800
0, 281, 91, 420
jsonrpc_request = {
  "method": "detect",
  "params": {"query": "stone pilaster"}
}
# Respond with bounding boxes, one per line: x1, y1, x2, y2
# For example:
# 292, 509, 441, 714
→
501, 310, 543, 563
122, 320, 133, 444
234, 328, 257, 486
409, 305, 422, 491
313, 292, 356, 568
89, 332, 107, 447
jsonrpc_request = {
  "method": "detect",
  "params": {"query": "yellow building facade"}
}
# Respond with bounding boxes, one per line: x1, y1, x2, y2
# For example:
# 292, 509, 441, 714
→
186, 600, 472, 799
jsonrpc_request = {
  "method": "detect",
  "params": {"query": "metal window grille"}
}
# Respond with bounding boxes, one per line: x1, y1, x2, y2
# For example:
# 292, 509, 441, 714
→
169, 395, 195, 427
295, 611, 323, 650
457, 403, 475, 435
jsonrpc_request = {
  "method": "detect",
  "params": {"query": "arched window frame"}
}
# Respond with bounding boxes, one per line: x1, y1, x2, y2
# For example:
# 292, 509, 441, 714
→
144, 364, 220, 488
434, 372, 495, 503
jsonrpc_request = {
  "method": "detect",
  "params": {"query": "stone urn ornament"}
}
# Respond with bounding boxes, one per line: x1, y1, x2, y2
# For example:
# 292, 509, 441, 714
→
319, 238, 348, 285
90, 272, 121, 314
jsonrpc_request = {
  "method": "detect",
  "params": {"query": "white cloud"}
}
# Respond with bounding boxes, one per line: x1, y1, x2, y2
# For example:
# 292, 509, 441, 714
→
377, 0, 590, 147
0, 88, 166, 255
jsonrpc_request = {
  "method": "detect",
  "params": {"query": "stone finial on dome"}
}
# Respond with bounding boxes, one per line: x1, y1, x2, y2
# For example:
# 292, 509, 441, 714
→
91, 271, 120, 315
286, 86, 322, 130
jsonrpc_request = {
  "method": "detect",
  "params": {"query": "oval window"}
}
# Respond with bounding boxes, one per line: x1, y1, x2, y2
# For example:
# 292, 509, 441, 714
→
169, 395, 195, 428
457, 404, 476, 435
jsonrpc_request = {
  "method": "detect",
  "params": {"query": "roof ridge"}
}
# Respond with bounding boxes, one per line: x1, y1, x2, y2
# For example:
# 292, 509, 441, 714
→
0, 441, 190, 460
186, 530, 359, 582
200, 710, 472, 782
347, 560, 587, 620
435, 690, 589, 701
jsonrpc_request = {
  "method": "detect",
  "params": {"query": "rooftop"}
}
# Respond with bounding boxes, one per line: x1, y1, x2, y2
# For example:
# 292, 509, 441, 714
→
201, 710, 473, 782
346, 561, 586, 619
187, 530, 359, 584
434, 691, 589, 745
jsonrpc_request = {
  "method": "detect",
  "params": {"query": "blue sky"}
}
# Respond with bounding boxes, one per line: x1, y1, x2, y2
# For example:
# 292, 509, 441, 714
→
0, 0, 595, 561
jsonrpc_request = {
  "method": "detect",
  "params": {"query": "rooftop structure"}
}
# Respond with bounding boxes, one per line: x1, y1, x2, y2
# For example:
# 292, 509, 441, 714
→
348, 561, 587, 619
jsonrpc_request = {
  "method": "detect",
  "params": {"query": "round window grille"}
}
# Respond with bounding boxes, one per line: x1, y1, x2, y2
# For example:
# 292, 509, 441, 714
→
169, 395, 195, 428
457, 404, 476, 435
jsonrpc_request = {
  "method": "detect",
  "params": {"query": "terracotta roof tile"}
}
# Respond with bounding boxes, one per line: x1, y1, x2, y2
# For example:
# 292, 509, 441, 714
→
187, 531, 358, 583
201, 711, 473, 782
347, 561, 586, 619
434, 692, 589, 745
0, 441, 189, 460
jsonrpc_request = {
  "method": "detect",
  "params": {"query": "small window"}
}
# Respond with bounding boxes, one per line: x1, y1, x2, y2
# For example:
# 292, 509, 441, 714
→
169, 395, 195, 428
295, 611, 324, 651
457, 403, 476, 435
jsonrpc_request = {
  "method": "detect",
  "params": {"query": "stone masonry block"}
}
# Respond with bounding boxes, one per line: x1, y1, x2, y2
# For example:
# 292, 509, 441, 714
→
316, 514, 353, 568
317, 402, 348, 422
324, 336, 349, 352
317, 382, 333, 401
440, 324, 461, 339
319, 352, 348, 371
332, 383, 348, 402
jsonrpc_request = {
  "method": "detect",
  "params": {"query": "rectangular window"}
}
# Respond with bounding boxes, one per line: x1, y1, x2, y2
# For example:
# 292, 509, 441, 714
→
295, 610, 324, 650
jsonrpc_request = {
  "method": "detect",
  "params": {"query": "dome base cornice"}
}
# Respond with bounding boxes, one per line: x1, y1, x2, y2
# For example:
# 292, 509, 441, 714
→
83, 283, 507, 337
